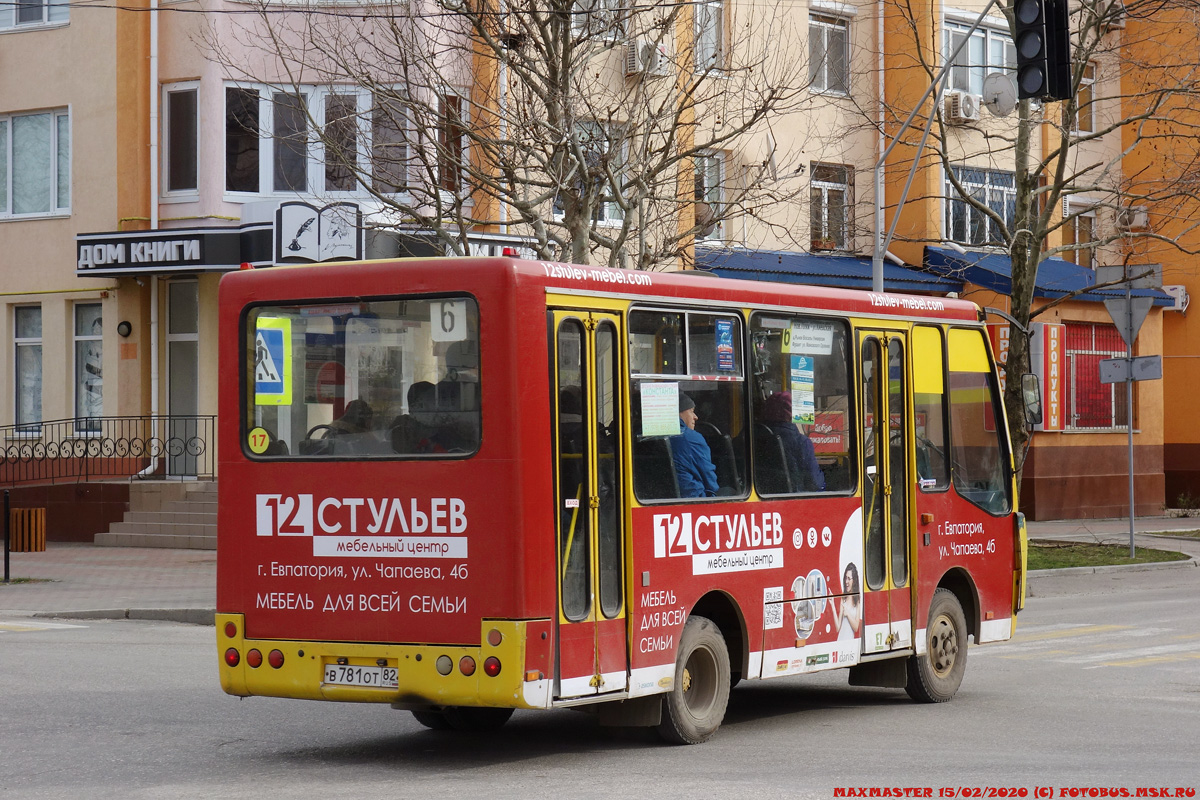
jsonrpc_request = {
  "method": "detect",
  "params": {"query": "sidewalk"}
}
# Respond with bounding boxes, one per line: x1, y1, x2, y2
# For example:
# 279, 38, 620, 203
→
1, 515, 1197, 624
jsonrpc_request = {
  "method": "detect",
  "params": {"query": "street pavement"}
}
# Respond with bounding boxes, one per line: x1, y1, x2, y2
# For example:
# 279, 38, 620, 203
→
1, 515, 1198, 624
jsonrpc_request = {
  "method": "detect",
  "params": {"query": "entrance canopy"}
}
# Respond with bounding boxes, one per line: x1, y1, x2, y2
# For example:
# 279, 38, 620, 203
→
697, 248, 961, 294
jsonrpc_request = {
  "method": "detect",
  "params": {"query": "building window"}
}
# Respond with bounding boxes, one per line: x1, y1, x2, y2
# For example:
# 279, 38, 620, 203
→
944, 20, 1014, 96
14, 306, 42, 430
225, 87, 260, 193
694, 153, 723, 242
554, 121, 625, 223
437, 93, 466, 195
573, 0, 623, 36
165, 86, 198, 193
1074, 62, 1095, 134
810, 162, 852, 250
1062, 204, 1096, 268
809, 14, 849, 94
695, 0, 724, 71
225, 85, 404, 198
2, 0, 69, 28
1, 109, 70, 217
371, 94, 408, 194
945, 166, 1015, 246
1065, 321, 1131, 430
74, 303, 103, 432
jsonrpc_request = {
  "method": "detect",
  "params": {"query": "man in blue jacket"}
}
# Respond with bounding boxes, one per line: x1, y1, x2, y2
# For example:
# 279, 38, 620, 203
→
672, 392, 720, 498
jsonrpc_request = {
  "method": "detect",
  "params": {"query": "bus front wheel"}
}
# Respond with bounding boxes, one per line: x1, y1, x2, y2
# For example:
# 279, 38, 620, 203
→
657, 615, 731, 745
905, 588, 968, 703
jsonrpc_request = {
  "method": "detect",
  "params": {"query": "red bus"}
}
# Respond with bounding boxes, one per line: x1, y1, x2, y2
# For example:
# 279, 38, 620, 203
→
217, 257, 1029, 744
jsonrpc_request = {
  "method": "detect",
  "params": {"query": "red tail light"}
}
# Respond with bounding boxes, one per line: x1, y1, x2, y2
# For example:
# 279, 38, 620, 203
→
224, 622, 237, 639
246, 649, 263, 668
224, 648, 240, 667
268, 650, 285, 669
484, 656, 501, 677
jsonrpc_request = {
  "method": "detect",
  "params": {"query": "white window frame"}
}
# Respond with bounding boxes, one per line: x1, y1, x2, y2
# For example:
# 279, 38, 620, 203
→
1062, 202, 1096, 269
1, 108, 71, 218
694, 152, 724, 244
14, 305, 42, 432
1074, 62, 1096, 134
810, 162, 853, 250
944, 165, 1016, 246
572, 0, 624, 37
943, 19, 1014, 96
1, 0, 69, 30
223, 83, 403, 201
553, 121, 626, 226
73, 302, 103, 433
809, 13, 850, 95
695, 0, 725, 72
163, 82, 200, 199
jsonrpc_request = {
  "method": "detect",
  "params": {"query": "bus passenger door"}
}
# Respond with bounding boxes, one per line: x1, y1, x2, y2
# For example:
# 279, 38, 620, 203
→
551, 311, 629, 699
858, 332, 913, 655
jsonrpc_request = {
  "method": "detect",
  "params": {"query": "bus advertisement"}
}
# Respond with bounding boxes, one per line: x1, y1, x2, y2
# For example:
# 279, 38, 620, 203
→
217, 257, 1028, 744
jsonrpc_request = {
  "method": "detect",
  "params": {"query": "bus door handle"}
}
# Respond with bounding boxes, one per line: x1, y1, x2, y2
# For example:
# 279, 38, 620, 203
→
589, 495, 599, 509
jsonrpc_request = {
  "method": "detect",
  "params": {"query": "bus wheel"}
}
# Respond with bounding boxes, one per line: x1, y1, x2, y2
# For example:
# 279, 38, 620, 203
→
657, 615, 730, 745
441, 706, 514, 732
905, 588, 968, 703
410, 709, 453, 730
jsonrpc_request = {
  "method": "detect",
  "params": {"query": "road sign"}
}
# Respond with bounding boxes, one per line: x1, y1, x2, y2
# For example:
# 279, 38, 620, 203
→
1096, 264, 1162, 349
1098, 355, 1163, 384
1102, 297, 1154, 350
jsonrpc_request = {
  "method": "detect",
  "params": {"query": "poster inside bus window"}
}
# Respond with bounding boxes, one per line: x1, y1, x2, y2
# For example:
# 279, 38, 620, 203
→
716, 318, 735, 371
255, 317, 292, 406
790, 354, 815, 424
640, 382, 679, 436
786, 320, 836, 355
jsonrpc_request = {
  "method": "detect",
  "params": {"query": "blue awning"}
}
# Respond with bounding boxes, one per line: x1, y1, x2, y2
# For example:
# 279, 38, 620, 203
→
924, 246, 1174, 305
696, 248, 962, 293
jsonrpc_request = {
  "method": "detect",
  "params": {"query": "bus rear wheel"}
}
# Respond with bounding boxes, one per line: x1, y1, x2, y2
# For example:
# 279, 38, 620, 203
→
657, 615, 730, 745
905, 588, 968, 703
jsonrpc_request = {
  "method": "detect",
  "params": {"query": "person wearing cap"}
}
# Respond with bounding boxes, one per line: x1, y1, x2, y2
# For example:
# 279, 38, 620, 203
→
672, 392, 720, 498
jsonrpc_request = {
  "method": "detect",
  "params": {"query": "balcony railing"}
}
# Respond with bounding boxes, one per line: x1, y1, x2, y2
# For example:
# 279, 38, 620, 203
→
0, 416, 216, 486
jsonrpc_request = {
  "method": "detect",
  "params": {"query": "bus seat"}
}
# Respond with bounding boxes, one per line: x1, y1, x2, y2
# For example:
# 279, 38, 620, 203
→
753, 423, 793, 495
634, 436, 680, 500
696, 421, 742, 494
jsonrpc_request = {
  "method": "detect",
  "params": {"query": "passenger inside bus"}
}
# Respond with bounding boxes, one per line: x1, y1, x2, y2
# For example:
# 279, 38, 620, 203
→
390, 381, 448, 454
760, 392, 825, 492
671, 392, 720, 498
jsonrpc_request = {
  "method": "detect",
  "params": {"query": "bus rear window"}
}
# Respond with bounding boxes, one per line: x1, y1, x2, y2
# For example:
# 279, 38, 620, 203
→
245, 296, 480, 459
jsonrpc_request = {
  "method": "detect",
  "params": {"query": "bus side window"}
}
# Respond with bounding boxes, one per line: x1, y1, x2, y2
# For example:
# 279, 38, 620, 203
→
913, 326, 950, 491
750, 314, 854, 495
947, 328, 1011, 514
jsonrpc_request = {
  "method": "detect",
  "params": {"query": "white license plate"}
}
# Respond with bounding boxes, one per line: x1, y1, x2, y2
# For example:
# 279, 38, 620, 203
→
323, 663, 398, 688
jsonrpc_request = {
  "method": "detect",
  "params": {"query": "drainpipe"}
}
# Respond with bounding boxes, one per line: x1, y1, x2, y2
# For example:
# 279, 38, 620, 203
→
136, 1, 161, 479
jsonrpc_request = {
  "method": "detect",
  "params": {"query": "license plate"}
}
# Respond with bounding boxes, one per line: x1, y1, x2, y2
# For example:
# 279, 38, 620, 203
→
323, 663, 398, 688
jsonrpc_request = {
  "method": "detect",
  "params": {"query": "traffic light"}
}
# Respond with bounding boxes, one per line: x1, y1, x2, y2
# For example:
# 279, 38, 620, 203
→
1013, 0, 1072, 101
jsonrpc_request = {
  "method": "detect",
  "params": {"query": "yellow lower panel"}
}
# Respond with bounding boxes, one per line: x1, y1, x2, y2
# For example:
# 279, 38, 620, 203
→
216, 614, 537, 709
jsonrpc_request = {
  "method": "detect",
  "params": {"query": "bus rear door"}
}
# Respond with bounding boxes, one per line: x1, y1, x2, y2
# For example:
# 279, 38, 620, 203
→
858, 330, 913, 655
551, 310, 629, 698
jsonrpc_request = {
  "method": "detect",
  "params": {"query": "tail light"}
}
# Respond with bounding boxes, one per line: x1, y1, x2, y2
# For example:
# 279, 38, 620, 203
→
483, 656, 501, 677
268, 650, 285, 669
224, 648, 240, 667
246, 649, 263, 668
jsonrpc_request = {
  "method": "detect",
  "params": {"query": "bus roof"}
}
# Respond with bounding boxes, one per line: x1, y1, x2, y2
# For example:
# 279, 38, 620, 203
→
220, 256, 982, 324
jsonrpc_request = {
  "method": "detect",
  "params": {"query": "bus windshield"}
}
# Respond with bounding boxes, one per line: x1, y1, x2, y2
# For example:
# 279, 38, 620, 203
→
245, 295, 480, 458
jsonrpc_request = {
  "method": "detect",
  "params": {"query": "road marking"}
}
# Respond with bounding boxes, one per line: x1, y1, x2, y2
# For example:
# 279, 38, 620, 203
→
0, 620, 87, 633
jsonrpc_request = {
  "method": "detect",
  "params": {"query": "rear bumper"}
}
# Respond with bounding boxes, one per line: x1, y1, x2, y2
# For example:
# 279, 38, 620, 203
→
216, 614, 552, 709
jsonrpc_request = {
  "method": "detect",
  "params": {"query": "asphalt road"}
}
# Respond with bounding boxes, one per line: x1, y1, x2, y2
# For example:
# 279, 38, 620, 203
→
1, 565, 1197, 799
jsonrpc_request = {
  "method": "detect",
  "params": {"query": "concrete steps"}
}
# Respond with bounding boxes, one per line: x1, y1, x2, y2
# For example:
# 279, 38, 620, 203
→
94, 480, 217, 550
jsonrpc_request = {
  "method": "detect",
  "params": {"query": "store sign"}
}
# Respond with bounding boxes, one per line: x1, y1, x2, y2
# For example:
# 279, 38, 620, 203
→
988, 322, 1064, 432
76, 225, 272, 276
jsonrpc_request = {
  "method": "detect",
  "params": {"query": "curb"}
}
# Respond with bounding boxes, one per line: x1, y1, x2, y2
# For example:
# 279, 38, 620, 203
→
31, 608, 216, 626
1029, 558, 1200, 578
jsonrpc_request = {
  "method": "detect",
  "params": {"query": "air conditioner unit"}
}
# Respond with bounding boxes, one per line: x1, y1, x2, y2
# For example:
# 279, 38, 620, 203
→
625, 39, 671, 78
1116, 204, 1150, 232
944, 92, 982, 124
1163, 284, 1190, 312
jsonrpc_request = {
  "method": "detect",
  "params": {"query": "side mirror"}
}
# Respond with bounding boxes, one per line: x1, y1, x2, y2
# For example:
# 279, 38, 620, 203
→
1021, 373, 1043, 428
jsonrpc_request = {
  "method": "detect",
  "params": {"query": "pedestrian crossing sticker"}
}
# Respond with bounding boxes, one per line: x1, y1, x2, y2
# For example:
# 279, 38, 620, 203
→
255, 318, 292, 406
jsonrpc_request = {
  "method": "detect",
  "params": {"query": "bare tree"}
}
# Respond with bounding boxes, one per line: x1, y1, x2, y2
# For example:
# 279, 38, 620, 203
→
203, 0, 817, 268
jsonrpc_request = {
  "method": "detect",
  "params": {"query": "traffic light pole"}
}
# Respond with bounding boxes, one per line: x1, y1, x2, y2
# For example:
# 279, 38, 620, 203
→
871, 0, 1002, 292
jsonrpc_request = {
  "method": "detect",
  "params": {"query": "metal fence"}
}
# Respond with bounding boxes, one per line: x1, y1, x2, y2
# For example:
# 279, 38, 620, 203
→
0, 416, 216, 486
